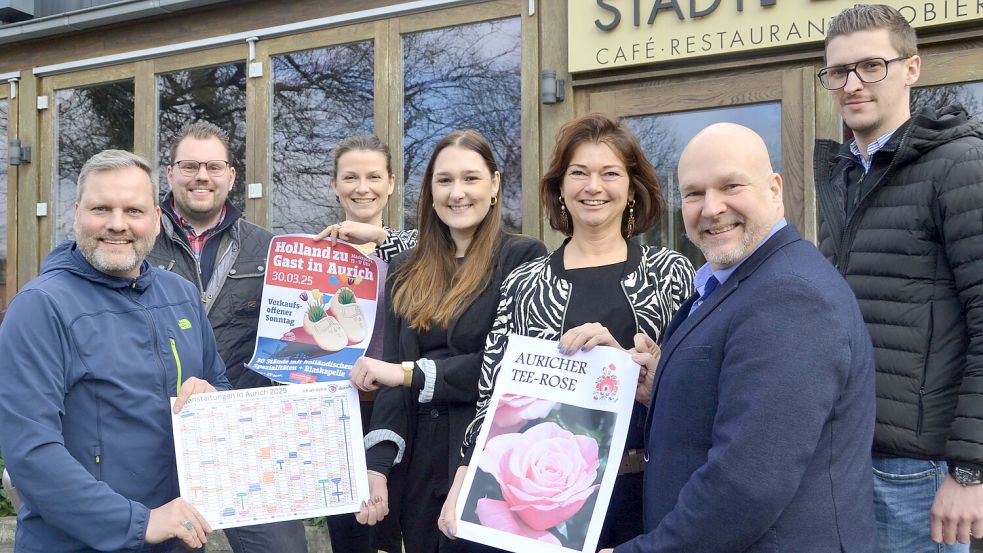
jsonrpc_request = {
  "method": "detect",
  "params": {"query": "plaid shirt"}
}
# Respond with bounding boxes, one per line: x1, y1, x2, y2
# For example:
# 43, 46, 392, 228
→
172, 200, 227, 259
850, 129, 897, 173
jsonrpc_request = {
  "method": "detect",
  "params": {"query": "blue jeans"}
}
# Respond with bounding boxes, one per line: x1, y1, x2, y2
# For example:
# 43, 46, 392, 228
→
223, 520, 308, 553
872, 457, 969, 553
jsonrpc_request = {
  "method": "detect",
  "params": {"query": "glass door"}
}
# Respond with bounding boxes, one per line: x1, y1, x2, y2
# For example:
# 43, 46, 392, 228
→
149, 45, 248, 219
39, 65, 138, 249
585, 68, 810, 269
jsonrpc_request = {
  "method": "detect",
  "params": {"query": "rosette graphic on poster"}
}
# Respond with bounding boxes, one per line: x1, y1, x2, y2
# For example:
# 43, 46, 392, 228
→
456, 335, 639, 553
246, 234, 378, 383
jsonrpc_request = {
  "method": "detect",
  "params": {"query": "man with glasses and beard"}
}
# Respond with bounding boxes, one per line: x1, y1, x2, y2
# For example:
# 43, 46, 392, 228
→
148, 123, 307, 552
0, 150, 230, 552
815, 5, 983, 551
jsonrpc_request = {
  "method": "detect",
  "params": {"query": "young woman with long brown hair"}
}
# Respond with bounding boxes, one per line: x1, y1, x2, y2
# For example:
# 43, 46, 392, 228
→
349, 129, 545, 552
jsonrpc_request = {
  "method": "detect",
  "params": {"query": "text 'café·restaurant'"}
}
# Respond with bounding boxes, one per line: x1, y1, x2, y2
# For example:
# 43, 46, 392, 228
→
0, 0, 981, 308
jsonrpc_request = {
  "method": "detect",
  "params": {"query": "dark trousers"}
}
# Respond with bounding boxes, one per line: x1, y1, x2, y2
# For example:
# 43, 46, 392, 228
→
401, 406, 503, 553
224, 520, 308, 553
327, 401, 402, 553
597, 472, 644, 549
177, 519, 307, 553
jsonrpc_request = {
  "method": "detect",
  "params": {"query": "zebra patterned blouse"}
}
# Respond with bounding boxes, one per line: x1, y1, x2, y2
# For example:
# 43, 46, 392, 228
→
461, 240, 695, 460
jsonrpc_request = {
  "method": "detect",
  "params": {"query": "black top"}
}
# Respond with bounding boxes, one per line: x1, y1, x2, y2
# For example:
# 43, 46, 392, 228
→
417, 324, 451, 360
563, 261, 635, 349
366, 233, 548, 478
563, 260, 646, 450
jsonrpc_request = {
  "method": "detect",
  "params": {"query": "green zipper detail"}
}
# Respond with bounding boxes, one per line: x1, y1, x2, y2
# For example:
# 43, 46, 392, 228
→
170, 337, 183, 395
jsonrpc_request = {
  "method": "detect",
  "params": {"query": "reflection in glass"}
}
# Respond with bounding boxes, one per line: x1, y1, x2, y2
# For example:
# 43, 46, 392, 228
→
55, 81, 135, 243
623, 102, 782, 269
157, 63, 247, 210
402, 17, 521, 231
0, 99, 7, 306
270, 41, 374, 234
912, 81, 983, 119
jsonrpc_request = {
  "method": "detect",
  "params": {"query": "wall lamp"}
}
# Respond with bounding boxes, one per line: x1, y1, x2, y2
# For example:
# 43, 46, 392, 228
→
541, 70, 565, 104
9, 139, 31, 166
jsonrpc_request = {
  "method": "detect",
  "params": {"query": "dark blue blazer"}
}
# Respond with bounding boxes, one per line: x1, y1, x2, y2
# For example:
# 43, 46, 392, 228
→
615, 224, 877, 553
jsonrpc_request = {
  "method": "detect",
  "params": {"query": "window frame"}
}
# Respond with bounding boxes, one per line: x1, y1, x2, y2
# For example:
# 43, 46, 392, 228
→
39, 64, 139, 250
583, 67, 812, 243
0, 86, 15, 309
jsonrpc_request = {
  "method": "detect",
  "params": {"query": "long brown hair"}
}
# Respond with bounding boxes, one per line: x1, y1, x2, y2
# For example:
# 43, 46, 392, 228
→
391, 130, 504, 331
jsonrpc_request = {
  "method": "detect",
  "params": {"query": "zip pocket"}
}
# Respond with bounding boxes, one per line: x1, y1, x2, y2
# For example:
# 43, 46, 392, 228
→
92, 444, 103, 480
916, 302, 934, 436
170, 337, 184, 396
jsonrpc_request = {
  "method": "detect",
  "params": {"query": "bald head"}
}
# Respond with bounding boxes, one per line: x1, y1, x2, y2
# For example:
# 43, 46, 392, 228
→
680, 123, 775, 179
677, 123, 784, 270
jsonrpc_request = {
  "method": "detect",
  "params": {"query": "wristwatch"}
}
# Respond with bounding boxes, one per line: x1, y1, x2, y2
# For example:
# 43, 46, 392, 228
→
402, 361, 414, 388
949, 464, 983, 486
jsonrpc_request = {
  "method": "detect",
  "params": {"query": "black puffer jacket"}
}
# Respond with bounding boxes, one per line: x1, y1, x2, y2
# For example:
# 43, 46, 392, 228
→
815, 106, 983, 467
147, 195, 273, 389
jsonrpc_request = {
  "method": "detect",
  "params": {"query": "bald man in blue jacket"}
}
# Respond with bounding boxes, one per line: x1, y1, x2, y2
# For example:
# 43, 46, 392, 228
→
607, 124, 877, 553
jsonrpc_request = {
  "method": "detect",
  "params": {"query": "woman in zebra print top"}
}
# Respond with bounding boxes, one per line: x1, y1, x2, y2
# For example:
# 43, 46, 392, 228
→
439, 113, 695, 549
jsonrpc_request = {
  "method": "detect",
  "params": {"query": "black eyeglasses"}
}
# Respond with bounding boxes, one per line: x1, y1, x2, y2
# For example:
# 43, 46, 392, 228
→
817, 56, 912, 90
173, 160, 231, 177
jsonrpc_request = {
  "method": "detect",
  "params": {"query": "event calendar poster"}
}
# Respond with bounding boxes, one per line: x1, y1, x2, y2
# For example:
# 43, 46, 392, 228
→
247, 234, 378, 383
172, 381, 369, 529
456, 335, 639, 553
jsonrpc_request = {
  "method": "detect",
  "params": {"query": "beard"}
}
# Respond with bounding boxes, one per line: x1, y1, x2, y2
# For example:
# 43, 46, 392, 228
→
691, 218, 771, 269
74, 225, 154, 278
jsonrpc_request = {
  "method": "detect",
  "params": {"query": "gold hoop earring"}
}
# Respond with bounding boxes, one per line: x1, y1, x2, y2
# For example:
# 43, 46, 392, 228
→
559, 196, 570, 235
490, 196, 498, 206
625, 198, 636, 237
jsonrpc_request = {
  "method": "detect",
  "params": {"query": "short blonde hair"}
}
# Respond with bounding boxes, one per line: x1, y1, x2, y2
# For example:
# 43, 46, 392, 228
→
77, 149, 158, 205
825, 4, 917, 59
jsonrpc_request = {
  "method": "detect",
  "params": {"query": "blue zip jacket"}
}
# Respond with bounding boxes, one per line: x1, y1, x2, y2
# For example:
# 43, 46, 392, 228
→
0, 242, 231, 552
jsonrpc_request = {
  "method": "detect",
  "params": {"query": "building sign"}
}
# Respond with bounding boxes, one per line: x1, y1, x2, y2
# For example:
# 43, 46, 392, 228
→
569, 0, 983, 72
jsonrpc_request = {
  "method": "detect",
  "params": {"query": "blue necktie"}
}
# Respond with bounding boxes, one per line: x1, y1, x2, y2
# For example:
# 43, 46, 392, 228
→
702, 275, 720, 301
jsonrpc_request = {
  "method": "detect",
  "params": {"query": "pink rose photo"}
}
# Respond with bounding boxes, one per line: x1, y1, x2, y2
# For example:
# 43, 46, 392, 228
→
487, 394, 557, 438
462, 396, 616, 549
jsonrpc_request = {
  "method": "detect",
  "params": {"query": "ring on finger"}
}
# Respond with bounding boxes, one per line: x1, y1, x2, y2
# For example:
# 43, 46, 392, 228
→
184, 521, 194, 531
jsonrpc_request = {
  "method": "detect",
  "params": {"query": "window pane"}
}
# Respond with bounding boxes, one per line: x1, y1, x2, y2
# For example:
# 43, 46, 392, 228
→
55, 81, 135, 243
623, 102, 782, 269
912, 81, 983, 119
0, 99, 7, 307
270, 41, 374, 234
402, 17, 522, 231
157, 63, 247, 210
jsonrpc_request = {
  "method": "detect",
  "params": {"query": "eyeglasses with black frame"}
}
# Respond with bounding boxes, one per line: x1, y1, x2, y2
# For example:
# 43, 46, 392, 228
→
817, 56, 912, 90
173, 160, 231, 177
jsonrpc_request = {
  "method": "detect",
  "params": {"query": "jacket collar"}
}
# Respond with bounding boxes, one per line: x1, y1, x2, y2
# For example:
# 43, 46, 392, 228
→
643, 224, 802, 446
159, 191, 242, 244
655, 224, 802, 383
45, 241, 157, 292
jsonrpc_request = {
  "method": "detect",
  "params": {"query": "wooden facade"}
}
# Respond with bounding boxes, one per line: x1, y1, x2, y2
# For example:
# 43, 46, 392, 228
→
0, 0, 981, 305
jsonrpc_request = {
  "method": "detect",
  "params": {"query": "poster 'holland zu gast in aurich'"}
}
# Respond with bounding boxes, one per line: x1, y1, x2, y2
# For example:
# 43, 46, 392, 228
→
247, 234, 379, 384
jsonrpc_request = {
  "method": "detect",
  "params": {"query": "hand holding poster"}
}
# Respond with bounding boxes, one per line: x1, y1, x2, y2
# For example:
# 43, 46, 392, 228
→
247, 234, 379, 383
456, 334, 639, 553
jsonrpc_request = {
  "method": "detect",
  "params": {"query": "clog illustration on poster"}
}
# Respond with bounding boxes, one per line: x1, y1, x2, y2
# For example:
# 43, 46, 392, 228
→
293, 287, 367, 353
